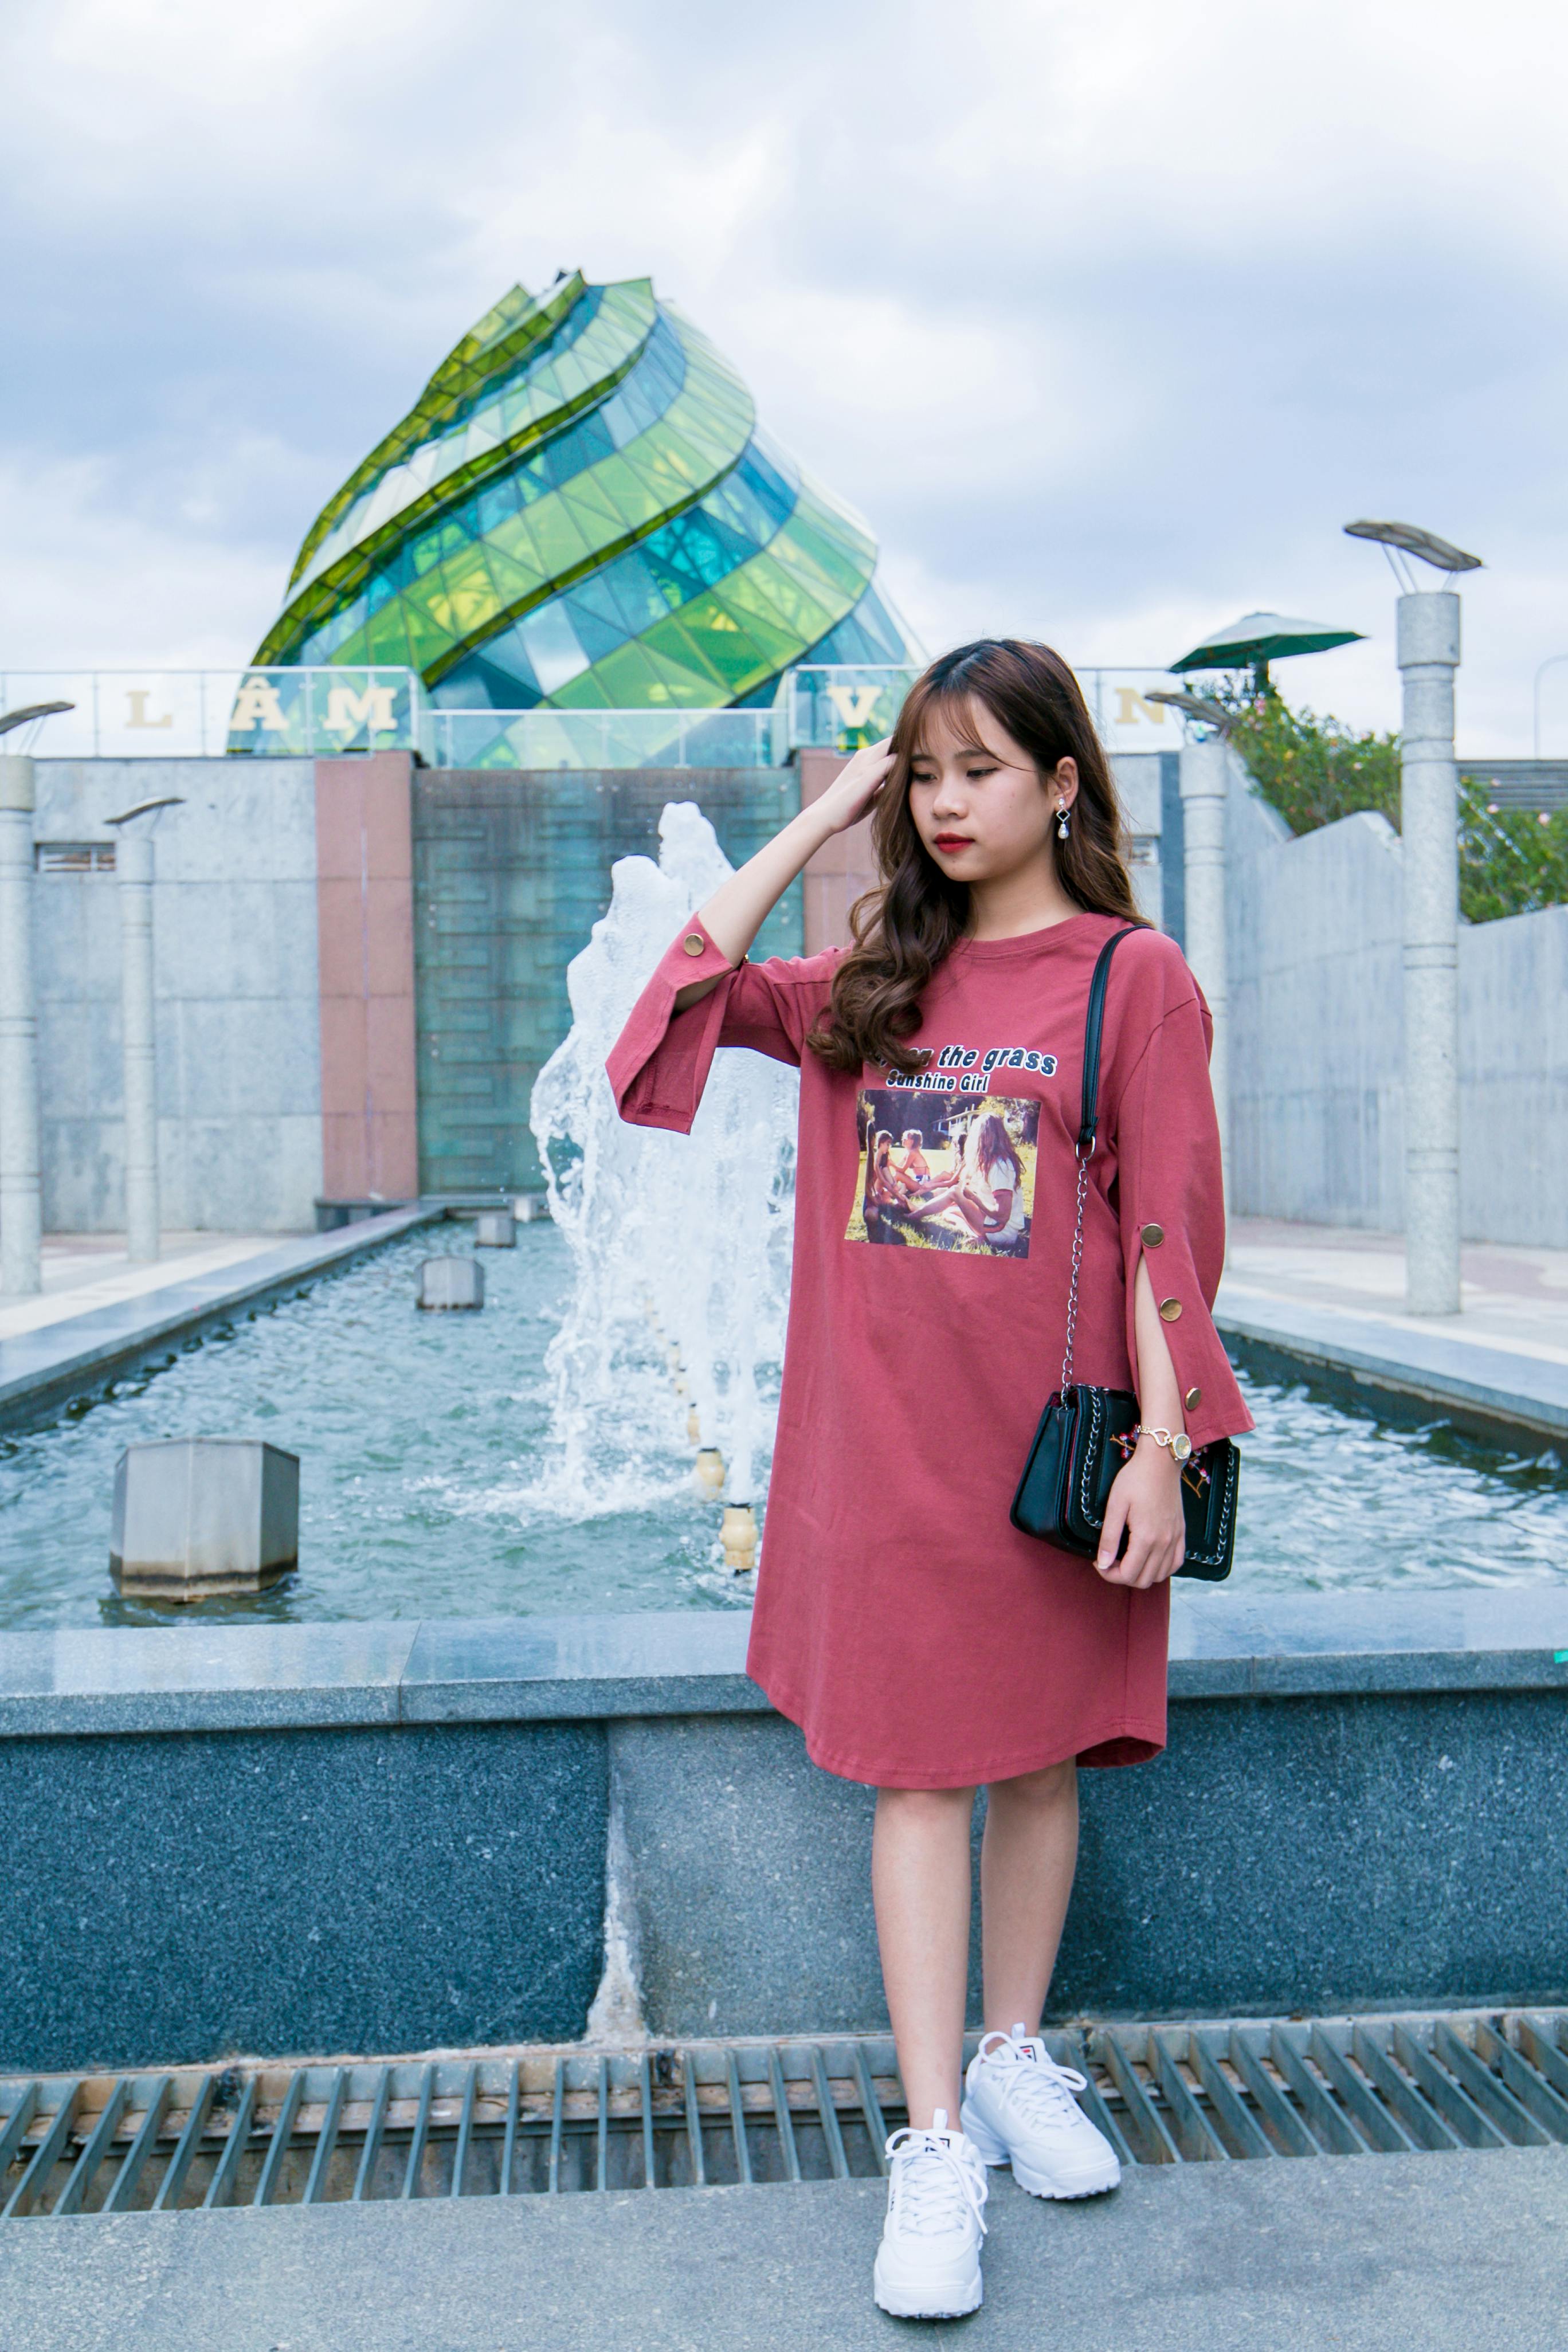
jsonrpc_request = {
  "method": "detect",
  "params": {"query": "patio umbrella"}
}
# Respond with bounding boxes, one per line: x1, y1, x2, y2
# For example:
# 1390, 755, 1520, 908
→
1169, 610, 1363, 695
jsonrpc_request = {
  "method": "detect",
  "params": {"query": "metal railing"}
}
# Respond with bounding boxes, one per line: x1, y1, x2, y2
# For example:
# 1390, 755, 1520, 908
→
425, 705, 781, 772
0, 669, 425, 761
4, 660, 1189, 769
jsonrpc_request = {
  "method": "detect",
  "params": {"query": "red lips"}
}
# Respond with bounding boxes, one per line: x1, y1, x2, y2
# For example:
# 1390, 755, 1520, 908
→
932, 835, 973, 850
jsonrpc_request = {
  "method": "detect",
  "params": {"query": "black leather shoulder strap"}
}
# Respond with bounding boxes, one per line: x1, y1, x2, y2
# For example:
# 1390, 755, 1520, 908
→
1077, 926, 1142, 1156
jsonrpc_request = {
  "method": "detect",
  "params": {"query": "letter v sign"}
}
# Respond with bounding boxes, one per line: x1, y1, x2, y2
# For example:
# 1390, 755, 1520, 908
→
825, 684, 883, 730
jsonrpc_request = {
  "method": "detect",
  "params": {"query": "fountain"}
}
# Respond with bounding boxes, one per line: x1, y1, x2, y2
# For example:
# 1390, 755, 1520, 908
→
529, 805, 798, 1561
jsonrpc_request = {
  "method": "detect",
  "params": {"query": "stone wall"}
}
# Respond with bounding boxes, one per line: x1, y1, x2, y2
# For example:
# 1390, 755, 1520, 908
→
1225, 765, 1568, 1245
32, 758, 324, 1233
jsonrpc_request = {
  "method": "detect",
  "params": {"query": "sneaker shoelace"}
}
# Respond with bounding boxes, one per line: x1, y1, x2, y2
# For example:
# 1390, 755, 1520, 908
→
982, 2039, 1090, 2128
884, 2129, 989, 2239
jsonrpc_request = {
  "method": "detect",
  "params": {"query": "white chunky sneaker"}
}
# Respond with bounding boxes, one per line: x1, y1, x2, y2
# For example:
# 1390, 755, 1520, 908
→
961, 2024, 1121, 2200
872, 2108, 988, 2319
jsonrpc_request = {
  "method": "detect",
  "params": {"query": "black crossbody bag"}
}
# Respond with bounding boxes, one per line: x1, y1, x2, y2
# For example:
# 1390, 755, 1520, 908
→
1009, 926, 1239, 1581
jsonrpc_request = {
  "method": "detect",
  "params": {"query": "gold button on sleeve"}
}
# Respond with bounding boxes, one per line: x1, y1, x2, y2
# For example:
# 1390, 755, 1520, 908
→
1158, 1297, 1182, 1322
1184, 1385, 1202, 1410
1140, 1222, 1165, 1248
681, 932, 706, 957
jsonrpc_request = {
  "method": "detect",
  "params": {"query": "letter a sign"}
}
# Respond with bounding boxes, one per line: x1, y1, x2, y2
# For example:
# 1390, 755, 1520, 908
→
231, 678, 288, 732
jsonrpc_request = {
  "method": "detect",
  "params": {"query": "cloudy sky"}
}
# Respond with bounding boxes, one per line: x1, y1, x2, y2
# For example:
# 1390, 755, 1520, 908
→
3, 0, 1565, 751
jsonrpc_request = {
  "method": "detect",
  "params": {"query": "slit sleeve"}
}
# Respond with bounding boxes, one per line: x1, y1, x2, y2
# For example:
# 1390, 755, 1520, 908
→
606, 916, 828, 1135
1111, 991, 1254, 1451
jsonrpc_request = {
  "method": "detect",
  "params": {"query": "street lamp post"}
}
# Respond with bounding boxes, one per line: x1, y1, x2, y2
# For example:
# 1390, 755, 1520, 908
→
1177, 734, 1231, 1195
1533, 653, 1568, 758
0, 753, 42, 1297
0, 702, 74, 1296
107, 797, 182, 1265
1344, 520, 1483, 1317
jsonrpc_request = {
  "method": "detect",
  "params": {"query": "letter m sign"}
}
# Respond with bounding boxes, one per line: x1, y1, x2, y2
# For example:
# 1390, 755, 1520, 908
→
324, 684, 398, 737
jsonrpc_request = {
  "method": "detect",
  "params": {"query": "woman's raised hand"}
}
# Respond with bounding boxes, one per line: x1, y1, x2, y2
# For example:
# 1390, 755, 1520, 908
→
677, 734, 895, 990
815, 737, 896, 834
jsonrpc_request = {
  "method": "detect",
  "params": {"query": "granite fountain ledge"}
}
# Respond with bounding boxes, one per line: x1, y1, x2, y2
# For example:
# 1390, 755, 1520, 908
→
1, 1590, 1566, 1739
1214, 1281, 1568, 1445
0, 1204, 447, 1436
4, 1594, 1567, 2067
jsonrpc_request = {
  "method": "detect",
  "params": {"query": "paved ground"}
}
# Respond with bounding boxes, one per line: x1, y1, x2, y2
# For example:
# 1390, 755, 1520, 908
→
0, 1232, 281, 1342
5, 2148, 1568, 2351
1225, 1218, 1568, 1370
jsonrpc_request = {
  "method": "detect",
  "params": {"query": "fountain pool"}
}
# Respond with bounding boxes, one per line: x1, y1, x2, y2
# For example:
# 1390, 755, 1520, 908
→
0, 1217, 1565, 1630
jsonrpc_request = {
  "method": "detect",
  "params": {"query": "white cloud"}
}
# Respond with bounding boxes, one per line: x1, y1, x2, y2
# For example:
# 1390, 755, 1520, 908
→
1, 0, 1565, 746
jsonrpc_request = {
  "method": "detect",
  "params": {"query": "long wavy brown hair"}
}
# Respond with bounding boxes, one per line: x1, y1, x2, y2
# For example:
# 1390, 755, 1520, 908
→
806, 638, 1147, 1075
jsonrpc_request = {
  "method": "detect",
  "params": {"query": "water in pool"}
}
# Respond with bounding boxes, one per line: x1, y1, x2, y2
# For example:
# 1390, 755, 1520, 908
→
0, 1220, 1565, 1630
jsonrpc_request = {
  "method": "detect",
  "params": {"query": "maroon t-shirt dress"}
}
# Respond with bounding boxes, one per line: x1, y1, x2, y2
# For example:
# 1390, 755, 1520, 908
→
608, 908, 1252, 1790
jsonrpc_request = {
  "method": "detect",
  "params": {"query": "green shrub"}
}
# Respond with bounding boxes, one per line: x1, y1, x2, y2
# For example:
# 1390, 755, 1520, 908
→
1212, 690, 1568, 923
1223, 693, 1401, 835
1456, 788, 1568, 924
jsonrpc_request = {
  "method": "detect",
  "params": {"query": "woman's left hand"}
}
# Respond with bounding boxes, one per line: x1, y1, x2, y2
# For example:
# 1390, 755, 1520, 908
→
1094, 1441, 1186, 1588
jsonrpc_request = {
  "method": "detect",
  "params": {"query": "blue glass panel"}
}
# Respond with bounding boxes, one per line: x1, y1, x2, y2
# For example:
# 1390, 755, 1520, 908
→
429, 640, 542, 708
556, 587, 629, 667
565, 549, 673, 640
534, 409, 616, 486
802, 579, 911, 666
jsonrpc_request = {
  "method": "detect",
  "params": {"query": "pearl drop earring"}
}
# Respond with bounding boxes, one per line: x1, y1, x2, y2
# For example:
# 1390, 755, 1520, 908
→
1056, 803, 1070, 840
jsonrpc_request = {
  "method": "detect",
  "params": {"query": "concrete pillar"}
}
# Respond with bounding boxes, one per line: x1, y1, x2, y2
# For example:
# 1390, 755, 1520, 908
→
115, 827, 160, 1263
418, 1256, 484, 1310
1397, 591, 1463, 1315
111, 1438, 300, 1602
1179, 738, 1229, 1191
0, 754, 42, 1295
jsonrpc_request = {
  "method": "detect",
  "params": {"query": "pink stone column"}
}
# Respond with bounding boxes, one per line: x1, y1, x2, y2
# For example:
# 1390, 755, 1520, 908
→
797, 749, 881, 954
313, 752, 420, 1202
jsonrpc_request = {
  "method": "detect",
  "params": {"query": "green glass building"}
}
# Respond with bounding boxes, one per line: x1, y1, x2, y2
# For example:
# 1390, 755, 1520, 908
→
255, 271, 919, 709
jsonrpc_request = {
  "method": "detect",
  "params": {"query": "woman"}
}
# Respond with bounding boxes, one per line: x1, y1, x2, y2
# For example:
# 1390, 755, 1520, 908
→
608, 640, 1249, 2319
909, 1110, 1026, 1246
896, 1128, 934, 1194
864, 1128, 911, 1242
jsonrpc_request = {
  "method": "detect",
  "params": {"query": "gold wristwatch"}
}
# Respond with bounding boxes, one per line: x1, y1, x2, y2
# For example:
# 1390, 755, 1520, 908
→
1132, 1425, 1193, 1463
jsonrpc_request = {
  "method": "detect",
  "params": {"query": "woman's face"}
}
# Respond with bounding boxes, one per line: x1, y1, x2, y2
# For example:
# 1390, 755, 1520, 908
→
905, 697, 1077, 886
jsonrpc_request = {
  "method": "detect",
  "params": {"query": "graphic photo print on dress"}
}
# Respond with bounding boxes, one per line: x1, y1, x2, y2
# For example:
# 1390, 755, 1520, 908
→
848, 1088, 1040, 1258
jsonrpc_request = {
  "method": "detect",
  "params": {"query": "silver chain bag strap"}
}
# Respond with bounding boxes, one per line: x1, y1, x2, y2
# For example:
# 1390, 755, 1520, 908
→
1009, 926, 1238, 1580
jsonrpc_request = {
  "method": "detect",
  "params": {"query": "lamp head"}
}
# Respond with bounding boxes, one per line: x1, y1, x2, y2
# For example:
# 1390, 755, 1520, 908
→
106, 795, 185, 829
1145, 689, 1236, 738
1343, 520, 1482, 574
0, 700, 75, 739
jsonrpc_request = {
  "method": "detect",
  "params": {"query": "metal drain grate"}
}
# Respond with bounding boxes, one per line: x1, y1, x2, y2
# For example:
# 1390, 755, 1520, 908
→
5, 2009, 1568, 2219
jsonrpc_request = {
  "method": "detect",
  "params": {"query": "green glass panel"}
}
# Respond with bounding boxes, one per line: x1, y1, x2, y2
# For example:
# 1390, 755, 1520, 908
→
728, 552, 836, 638
388, 603, 452, 669
512, 498, 594, 580
554, 634, 721, 708
360, 606, 417, 665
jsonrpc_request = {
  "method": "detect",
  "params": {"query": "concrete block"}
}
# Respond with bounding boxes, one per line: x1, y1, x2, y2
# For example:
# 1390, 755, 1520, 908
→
474, 1210, 516, 1247
110, 1438, 299, 1603
418, 1255, 484, 1309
